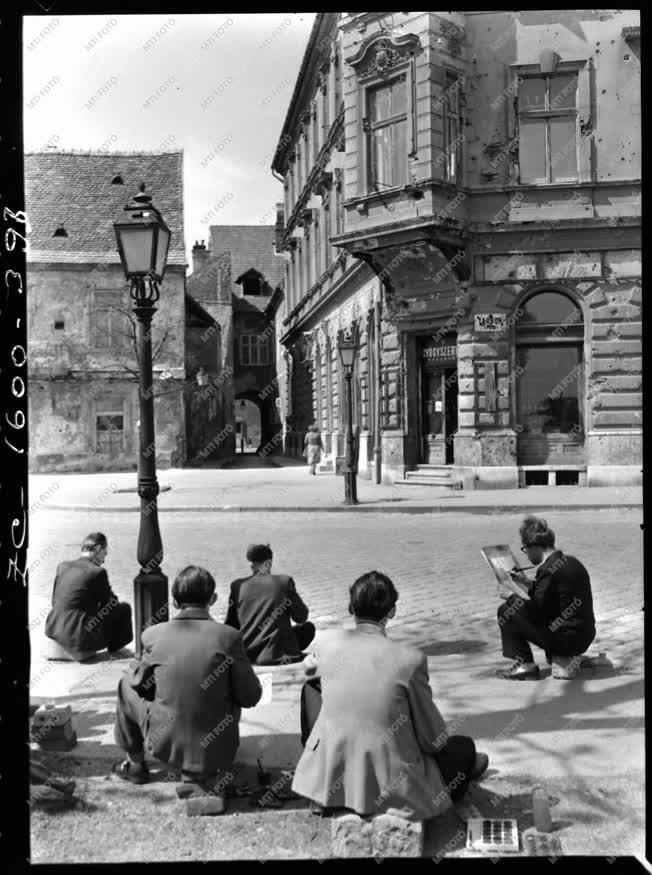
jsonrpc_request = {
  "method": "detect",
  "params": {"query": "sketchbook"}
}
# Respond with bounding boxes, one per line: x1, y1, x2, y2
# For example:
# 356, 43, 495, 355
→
481, 545, 531, 599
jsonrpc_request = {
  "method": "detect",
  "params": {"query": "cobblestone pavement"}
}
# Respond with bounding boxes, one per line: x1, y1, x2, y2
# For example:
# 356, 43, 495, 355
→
28, 509, 643, 657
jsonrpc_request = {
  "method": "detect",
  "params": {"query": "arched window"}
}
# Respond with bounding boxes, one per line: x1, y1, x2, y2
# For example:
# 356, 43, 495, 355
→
514, 290, 585, 463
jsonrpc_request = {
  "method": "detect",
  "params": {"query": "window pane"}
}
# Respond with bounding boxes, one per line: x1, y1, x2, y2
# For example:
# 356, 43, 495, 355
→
550, 117, 577, 181
372, 126, 393, 184
519, 118, 547, 183
516, 345, 582, 434
392, 120, 407, 185
517, 291, 583, 327
370, 84, 392, 122
518, 77, 546, 112
370, 77, 406, 121
549, 74, 577, 110
391, 75, 407, 114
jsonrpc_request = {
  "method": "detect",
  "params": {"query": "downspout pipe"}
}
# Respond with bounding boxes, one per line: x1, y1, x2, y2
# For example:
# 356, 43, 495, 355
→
374, 297, 382, 484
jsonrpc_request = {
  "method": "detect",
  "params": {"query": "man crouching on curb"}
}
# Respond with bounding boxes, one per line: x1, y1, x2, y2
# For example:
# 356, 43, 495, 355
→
113, 565, 262, 813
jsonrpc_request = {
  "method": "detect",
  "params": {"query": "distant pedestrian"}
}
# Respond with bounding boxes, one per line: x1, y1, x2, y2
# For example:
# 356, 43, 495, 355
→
44, 532, 133, 661
304, 422, 323, 475
496, 515, 596, 680
225, 543, 315, 665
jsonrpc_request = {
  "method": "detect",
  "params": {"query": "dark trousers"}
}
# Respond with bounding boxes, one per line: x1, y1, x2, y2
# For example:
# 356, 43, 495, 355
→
114, 675, 148, 758
497, 596, 591, 664
299, 679, 477, 804
293, 621, 316, 654
101, 602, 133, 653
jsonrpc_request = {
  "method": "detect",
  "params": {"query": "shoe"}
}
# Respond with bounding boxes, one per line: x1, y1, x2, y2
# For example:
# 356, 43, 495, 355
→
551, 655, 582, 679
471, 752, 489, 781
112, 759, 150, 785
495, 663, 541, 681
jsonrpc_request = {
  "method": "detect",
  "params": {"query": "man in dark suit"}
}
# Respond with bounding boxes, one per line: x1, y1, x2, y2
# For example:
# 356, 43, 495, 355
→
496, 515, 596, 680
44, 532, 132, 661
293, 571, 489, 819
113, 566, 262, 810
225, 544, 315, 666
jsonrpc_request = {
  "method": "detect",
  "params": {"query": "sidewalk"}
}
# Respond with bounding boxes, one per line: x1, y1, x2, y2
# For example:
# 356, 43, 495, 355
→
29, 463, 643, 514
30, 609, 644, 860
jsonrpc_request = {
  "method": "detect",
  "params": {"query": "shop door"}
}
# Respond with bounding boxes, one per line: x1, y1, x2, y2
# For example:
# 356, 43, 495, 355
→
420, 367, 458, 464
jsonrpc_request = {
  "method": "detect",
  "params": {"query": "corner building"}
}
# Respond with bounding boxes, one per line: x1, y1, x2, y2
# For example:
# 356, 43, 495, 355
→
272, 11, 641, 487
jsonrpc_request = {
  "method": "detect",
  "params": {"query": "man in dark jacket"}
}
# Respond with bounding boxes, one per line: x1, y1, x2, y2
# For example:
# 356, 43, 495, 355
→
113, 565, 262, 809
225, 544, 315, 665
496, 515, 596, 680
44, 532, 132, 661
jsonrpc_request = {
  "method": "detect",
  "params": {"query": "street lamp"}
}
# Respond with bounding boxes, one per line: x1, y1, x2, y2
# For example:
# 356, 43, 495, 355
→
338, 331, 358, 505
113, 183, 171, 656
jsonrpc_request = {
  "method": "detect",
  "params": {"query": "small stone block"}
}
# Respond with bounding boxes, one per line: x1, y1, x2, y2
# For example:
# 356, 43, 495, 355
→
372, 814, 424, 857
185, 795, 226, 816
331, 814, 373, 857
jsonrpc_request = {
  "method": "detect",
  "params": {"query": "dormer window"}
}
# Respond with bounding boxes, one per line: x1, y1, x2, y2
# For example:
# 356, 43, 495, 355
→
111, 175, 124, 185
53, 224, 68, 237
238, 268, 266, 296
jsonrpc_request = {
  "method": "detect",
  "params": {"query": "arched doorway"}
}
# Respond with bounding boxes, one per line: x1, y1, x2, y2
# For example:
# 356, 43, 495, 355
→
234, 397, 262, 453
514, 289, 585, 467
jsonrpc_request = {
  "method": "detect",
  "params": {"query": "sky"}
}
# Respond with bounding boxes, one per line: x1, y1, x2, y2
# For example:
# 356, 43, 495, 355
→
23, 13, 316, 266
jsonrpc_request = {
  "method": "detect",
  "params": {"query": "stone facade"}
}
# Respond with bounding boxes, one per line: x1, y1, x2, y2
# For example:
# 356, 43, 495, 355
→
272, 11, 641, 487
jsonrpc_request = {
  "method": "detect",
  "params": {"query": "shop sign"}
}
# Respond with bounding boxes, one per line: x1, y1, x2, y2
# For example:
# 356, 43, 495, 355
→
475, 313, 507, 333
421, 342, 457, 362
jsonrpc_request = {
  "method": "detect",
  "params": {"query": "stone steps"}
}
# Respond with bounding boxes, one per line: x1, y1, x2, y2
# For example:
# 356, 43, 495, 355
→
395, 466, 462, 489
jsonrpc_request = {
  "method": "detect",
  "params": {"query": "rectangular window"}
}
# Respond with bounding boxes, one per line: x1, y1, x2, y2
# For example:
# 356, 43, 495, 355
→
240, 335, 270, 366
367, 75, 408, 189
314, 215, 321, 279
518, 73, 578, 184
443, 71, 464, 184
92, 291, 131, 349
96, 409, 124, 456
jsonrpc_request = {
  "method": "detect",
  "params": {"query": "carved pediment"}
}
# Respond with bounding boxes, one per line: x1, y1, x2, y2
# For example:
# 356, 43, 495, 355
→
346, 32, 421, 79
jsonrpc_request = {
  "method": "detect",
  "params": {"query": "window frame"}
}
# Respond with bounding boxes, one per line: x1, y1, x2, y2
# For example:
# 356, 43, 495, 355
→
514, 67, 583, 185
95, 407, 125, 455
443, 69, 464, 185
240, 334, 270, 367
513, 290, 586, 440
364, 73, 410, 192
91, 290, 131, 350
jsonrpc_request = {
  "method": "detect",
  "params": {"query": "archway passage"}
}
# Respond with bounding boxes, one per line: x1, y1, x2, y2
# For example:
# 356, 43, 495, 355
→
514, 290, 585, 466
234, 398, 261, 454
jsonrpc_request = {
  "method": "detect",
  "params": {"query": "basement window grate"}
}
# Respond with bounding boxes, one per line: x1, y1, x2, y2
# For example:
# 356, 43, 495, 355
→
525, 471, 548, 486
556, 470, 579, 486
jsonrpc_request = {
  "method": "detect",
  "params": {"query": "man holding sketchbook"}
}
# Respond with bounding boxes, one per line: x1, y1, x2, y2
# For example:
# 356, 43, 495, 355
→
484, 515, 596, 681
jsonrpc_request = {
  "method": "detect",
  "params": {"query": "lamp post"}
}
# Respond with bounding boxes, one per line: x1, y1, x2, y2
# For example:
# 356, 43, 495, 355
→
338, 331, 358, 505
114, 183, 171, 656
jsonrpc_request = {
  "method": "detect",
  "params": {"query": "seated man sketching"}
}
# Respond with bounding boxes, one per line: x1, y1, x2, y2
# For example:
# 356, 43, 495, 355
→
113, 566, 262, 809
292, 571, 489, 819
45, 532, 133, 661
496, 515, 596, 680
225, 543, 315, 666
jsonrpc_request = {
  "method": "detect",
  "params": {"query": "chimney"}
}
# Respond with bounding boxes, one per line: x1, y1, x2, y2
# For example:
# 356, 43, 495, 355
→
192, 239, 209, 275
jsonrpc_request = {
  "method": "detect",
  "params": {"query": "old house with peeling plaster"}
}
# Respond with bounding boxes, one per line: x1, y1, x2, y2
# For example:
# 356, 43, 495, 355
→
26, 151, 226, 472
272, 11, 641, 487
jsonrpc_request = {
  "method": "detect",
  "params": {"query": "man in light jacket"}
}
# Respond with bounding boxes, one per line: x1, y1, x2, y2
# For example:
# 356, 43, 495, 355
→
292, 571, 489, 820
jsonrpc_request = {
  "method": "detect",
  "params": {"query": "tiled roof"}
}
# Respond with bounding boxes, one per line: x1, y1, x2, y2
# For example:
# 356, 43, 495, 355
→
25, 150, 186, 266
208, 225, 286, 292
